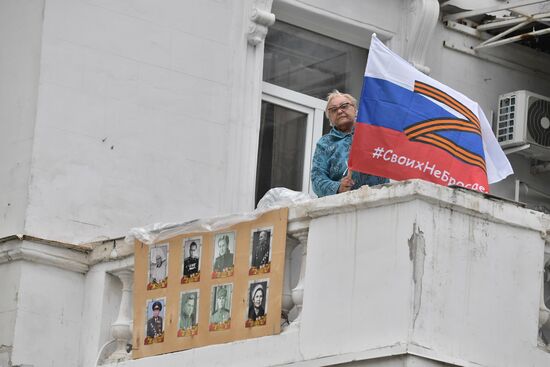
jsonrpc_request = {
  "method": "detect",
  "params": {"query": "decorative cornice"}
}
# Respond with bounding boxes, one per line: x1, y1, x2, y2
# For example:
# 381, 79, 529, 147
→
0, 235, 135, 273
404, 0, 440, 74
0, 233, 92, 252
247, 2, 275, 46
0, 239, 89, 273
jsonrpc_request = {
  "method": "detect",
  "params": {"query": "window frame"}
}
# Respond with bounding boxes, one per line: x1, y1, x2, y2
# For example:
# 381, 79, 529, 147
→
261, 81, 326, 194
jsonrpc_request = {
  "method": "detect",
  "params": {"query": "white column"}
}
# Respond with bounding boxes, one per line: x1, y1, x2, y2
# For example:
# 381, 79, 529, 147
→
106, 268, 134, 363
390, 0, 439, 74
290, 228, 308, 327
282, 235, 299, 325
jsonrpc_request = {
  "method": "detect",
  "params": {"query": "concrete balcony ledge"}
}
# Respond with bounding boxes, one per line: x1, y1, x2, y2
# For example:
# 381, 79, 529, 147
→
289, 179, 550, 235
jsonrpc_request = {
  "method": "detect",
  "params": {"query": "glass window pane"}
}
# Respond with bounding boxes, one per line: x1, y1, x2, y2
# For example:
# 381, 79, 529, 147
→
263, 21, 367, 134
255, 101, 307, 205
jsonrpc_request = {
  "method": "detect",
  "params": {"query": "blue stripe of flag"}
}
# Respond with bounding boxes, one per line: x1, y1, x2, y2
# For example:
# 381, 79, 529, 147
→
357, 77, 485, 158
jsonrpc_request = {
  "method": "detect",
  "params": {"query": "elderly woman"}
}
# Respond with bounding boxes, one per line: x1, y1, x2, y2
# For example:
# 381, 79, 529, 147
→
311, 90, 388, 197
248, 284, 265, 321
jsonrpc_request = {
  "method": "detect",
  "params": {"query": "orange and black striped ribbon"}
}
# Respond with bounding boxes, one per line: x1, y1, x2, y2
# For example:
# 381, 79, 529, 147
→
405, 81, 486, 173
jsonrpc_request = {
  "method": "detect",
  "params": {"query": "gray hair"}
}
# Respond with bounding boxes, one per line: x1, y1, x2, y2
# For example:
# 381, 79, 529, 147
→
325, 90, 358, 125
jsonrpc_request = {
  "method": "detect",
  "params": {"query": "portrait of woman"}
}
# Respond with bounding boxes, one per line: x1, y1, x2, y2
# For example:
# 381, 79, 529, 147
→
246, 280, 268, 327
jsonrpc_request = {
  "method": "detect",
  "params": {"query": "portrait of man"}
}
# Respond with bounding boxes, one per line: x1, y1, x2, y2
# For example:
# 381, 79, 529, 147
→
148, 244, 168, 288
210, 284, 232, 326
246, 280, 268, 327
146, 299, 165, 340
213, 232, 235, 274
179, 291, 198, 330
183, 238, 201, 279
251, 229, 272, 269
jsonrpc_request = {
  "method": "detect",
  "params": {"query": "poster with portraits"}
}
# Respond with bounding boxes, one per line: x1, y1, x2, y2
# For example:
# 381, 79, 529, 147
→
132, 207, 288, 359
181, 237, 202, 284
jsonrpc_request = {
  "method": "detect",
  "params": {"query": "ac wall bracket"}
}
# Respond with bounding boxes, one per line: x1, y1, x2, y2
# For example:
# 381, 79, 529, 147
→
504, 143, 531, 155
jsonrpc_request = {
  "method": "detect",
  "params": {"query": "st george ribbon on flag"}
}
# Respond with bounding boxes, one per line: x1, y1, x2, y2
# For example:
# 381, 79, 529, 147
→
348, 34, 513, 193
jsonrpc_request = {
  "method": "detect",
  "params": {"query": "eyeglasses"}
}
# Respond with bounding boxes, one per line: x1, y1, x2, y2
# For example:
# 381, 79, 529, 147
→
327, 102, 353, 114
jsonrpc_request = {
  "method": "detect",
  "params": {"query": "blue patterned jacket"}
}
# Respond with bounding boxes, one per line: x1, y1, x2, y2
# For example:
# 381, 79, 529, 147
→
311, 127, 388, 197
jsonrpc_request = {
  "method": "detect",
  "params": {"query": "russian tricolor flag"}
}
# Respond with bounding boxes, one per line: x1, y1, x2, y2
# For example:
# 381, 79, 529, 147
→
349, 35, 513, 193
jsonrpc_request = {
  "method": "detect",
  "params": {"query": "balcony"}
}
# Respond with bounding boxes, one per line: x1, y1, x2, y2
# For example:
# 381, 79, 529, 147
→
1, 180, 549, 367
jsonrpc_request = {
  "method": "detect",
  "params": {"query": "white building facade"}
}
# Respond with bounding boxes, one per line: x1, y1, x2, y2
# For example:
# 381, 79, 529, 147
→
1, 0, 550, 366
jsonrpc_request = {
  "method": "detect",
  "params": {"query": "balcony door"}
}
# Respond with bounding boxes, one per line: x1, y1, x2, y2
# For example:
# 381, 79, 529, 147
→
255, 20, 368, 205
255, 82, 325, 205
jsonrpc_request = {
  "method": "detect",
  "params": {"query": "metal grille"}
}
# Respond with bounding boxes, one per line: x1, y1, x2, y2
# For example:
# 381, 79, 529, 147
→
497, 95, 516, 143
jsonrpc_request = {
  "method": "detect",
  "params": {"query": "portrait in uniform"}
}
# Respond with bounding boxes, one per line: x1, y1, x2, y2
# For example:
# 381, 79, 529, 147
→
209, 284, 233, 329
246, 280, 268, 327
144, 298, 165, 344
178, 290, 199, 336
250, 228, 272, 271
148, 244, 168, 289
212, 232, 235, 276
182, 237, 201, 283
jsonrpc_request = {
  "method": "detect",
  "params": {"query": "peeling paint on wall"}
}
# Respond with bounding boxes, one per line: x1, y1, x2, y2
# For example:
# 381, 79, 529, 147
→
408, 222, 426, 327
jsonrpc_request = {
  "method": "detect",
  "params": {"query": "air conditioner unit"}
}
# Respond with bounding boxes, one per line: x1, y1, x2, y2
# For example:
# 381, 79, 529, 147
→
496, 90, 550, 160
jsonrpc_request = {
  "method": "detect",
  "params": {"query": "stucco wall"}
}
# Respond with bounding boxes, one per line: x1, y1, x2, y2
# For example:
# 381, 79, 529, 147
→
0, 0, 44, 237
10, 261, 85, 367
0, 261, 21, 366
412, 200, 544, 366
23, 0, 252, 243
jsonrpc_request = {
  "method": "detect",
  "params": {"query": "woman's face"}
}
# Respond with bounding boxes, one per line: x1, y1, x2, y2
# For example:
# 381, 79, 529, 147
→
327, 95, 356, 133
253, 289, 263, 308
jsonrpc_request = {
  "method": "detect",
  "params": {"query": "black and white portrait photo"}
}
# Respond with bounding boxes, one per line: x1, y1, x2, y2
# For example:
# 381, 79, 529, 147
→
209, 284, 233, 330
212, 232, 235, 277
182, 237, 201, 283
249, 228, 272, 274
148, 244, 168, 289
246, 280, 268, 327
178, 290, 199, 337
144, 298, 165, 344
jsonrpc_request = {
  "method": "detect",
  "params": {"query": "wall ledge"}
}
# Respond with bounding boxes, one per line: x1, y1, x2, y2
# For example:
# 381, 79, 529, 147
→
290, 179, 550, 234
0, 239, 89, 273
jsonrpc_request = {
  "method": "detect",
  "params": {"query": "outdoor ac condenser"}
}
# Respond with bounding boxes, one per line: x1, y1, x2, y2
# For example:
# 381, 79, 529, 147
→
496, 90, 550, 160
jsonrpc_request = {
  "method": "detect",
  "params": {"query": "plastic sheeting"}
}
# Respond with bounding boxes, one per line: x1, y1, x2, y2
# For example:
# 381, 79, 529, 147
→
125, 188, 314, 245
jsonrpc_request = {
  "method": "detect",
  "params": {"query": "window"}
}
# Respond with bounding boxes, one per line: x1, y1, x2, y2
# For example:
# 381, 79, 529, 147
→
255, 83, 325, 204
255, 21, 368, 204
